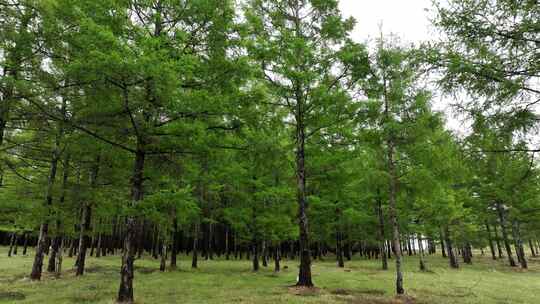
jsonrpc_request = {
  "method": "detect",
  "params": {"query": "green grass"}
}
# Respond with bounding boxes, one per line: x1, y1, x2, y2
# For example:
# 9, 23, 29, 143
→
1, 247, 539, 303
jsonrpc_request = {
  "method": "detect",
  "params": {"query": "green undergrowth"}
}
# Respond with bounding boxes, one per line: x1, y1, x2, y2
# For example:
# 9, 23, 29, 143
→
1, 247, 539, 304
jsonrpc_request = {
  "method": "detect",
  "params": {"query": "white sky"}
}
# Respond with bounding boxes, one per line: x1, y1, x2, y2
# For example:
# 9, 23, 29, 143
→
339, 0, 435, 44
338, 0, 466, 134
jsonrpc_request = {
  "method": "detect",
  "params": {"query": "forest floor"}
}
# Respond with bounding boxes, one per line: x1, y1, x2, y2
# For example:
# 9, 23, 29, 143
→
0, 247, 539, 304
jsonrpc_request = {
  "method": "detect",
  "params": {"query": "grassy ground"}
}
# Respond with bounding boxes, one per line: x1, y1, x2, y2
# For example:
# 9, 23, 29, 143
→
0, 247, 539, 304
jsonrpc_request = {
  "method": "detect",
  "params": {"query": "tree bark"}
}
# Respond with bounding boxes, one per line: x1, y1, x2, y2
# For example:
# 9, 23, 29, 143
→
529, 240, 537, 257
418, 234, 427, 271
376, 196, 388, 270
8, 232, 16, 257
160, 241, 167, 272
192, 223, 199, 269
444, 226, 459, 269
75, 201, 92, 276
496, 202, 516, 267
170, 216, 178, 269
30, 135, 61, 280
252, 240, 260, 271
512, 220, 527, 269
485, 222, 497, 260
262, 240, 268, 267
295, 108, 312, 287
22, 233, 28, 255
387, 141, 404, 294
274, 246, 281, 272
493, 224, 504, 258
117, 149, 145, 303
336, 229, 345, 268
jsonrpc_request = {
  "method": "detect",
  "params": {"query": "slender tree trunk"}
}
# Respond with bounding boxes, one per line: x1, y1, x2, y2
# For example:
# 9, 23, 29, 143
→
208, 223, 214, 260
440, 230, 447, 258
418, 234, 427, 271
496, 202, 516, 267
55, 238, 64, 277
252, 240, 260, 271
30, 134, 61, 280
493, 224, 503, 258
170, 216, 178, 269
294, 105, 313, 287
192, 223, 199, 269
444, 226, 459, 269
48, 236, 61, 272
48, 153, 70, 272
23, 233, 28, 255
485, 222, 497, 260
387, 142, 404, 294
8, 232, 16, 257
225, 226, 230, 260
262, 240, 268, 267
529, 240, 537, 257
75, 201, 92, 276
336, 229, 344, 268
512, 220, 527, 269
160, 241, 167, 272
117, 149, 145, 303
376, 196, 388, 270
274, 246, 281, 272
96, 232, 102, 258
462, 242, 472, 264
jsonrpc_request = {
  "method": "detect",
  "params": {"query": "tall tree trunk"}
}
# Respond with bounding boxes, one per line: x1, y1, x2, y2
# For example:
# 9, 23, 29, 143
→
336, 229, 344, 268
529, 240, 537, 257
192, 223, 199, 269
30, 135, 61, 280
96, 232, 102, 258
208, 223, 214, 260
493, 224, 504, 258
444, 226, 459, 269
462, 242, 472, 264
225, 226, 230, 260
22, 233, 28, 255
55, 238, 64, 277
47, 235, 61, 272
485, 222, 497, 260
387, 142, 404, 294
117, 149, 145, 303
8, 232, 16, 257
295, 108, 312, 287
262, 240, 268, 267
159, 241, 166, 272
496, 202, 516, 267
170, 216, 178, 269
274, 246, 281, 272
440, 229, 447, 258
418, 234, 427, 271
376, 196, 388, 270
512, 220, 527, 269
75, 201, 92, 276
252, 240, 259, 271
49, 155, 71, 272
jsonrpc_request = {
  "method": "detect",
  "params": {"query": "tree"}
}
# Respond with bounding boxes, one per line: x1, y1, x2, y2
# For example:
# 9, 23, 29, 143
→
244, 0, 368, 286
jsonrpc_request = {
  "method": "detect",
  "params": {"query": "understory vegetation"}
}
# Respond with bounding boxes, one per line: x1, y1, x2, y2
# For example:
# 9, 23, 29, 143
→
1, 248, 540, 304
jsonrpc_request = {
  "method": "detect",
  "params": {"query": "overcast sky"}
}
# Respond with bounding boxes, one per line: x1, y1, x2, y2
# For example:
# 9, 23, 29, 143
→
338, 0, 466, 133
339, 0, 436, 44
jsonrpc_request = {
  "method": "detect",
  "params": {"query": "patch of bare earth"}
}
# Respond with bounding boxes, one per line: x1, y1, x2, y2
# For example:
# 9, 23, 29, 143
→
332, 291, 418, 304
287, 286, 321, 296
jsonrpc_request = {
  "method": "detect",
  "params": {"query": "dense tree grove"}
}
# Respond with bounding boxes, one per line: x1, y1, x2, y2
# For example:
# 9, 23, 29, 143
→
0, 0, 539, 303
